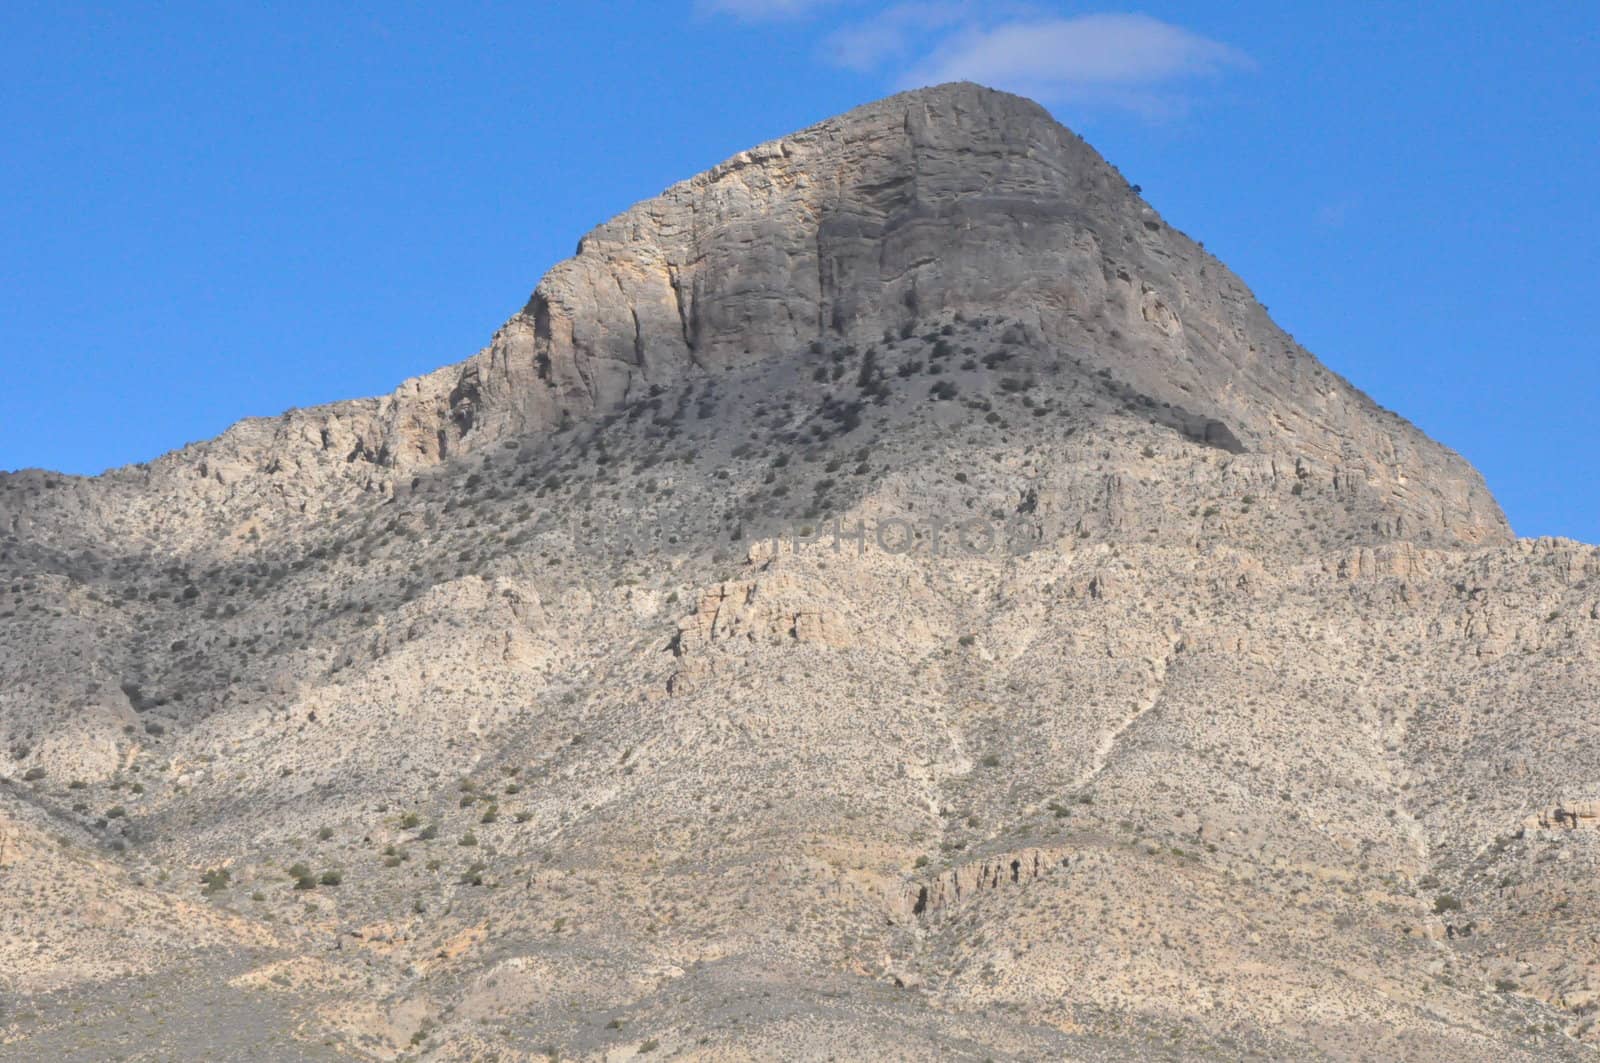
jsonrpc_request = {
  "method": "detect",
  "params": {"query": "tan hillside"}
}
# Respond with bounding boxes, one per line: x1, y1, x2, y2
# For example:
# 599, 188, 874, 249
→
1, 83, 1595, 1061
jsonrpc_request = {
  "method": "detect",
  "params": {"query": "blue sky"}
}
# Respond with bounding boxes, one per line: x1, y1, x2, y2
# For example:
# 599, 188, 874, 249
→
1, 2, 1595, 542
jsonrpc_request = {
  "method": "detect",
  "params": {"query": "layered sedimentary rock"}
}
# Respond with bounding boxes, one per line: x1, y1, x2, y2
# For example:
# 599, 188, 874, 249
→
4, 84, 1503, 550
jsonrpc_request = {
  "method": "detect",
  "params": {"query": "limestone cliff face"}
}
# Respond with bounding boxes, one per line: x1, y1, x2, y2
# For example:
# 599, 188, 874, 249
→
2, 82, 1509, 549
398, 82, 1506, 544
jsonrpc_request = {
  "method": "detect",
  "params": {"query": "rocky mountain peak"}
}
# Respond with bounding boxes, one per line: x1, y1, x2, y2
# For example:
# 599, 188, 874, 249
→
3, 83, 1508, 555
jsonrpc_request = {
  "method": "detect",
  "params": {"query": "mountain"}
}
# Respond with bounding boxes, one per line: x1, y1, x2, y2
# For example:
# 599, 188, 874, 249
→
2, 83, 1596, 1062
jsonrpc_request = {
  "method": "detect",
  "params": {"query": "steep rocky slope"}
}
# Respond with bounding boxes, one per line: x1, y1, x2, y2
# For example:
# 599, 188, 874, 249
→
1, 84, 1594, 1062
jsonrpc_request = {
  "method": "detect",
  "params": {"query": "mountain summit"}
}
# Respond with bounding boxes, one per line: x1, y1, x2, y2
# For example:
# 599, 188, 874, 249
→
6, 83, 1504, 547
2, 85, 1596, 1061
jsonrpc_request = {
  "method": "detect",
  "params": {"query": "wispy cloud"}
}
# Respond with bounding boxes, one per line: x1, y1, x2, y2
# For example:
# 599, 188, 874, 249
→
899, 14, 1252, 114
701, 3, 1251, 117
822, 2, 972, 71
698, 0, 846, 20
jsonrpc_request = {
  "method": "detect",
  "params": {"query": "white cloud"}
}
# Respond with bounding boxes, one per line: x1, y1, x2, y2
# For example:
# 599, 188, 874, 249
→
822, 2, 971, 71
899, 14, 1251, 110
699, 0, 845, 20
700, 2, 1250, 117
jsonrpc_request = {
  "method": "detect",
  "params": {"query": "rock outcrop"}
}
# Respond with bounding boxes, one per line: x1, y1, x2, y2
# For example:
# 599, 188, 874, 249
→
899, 847, 1073, 922
1524, 800, 1600, 832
